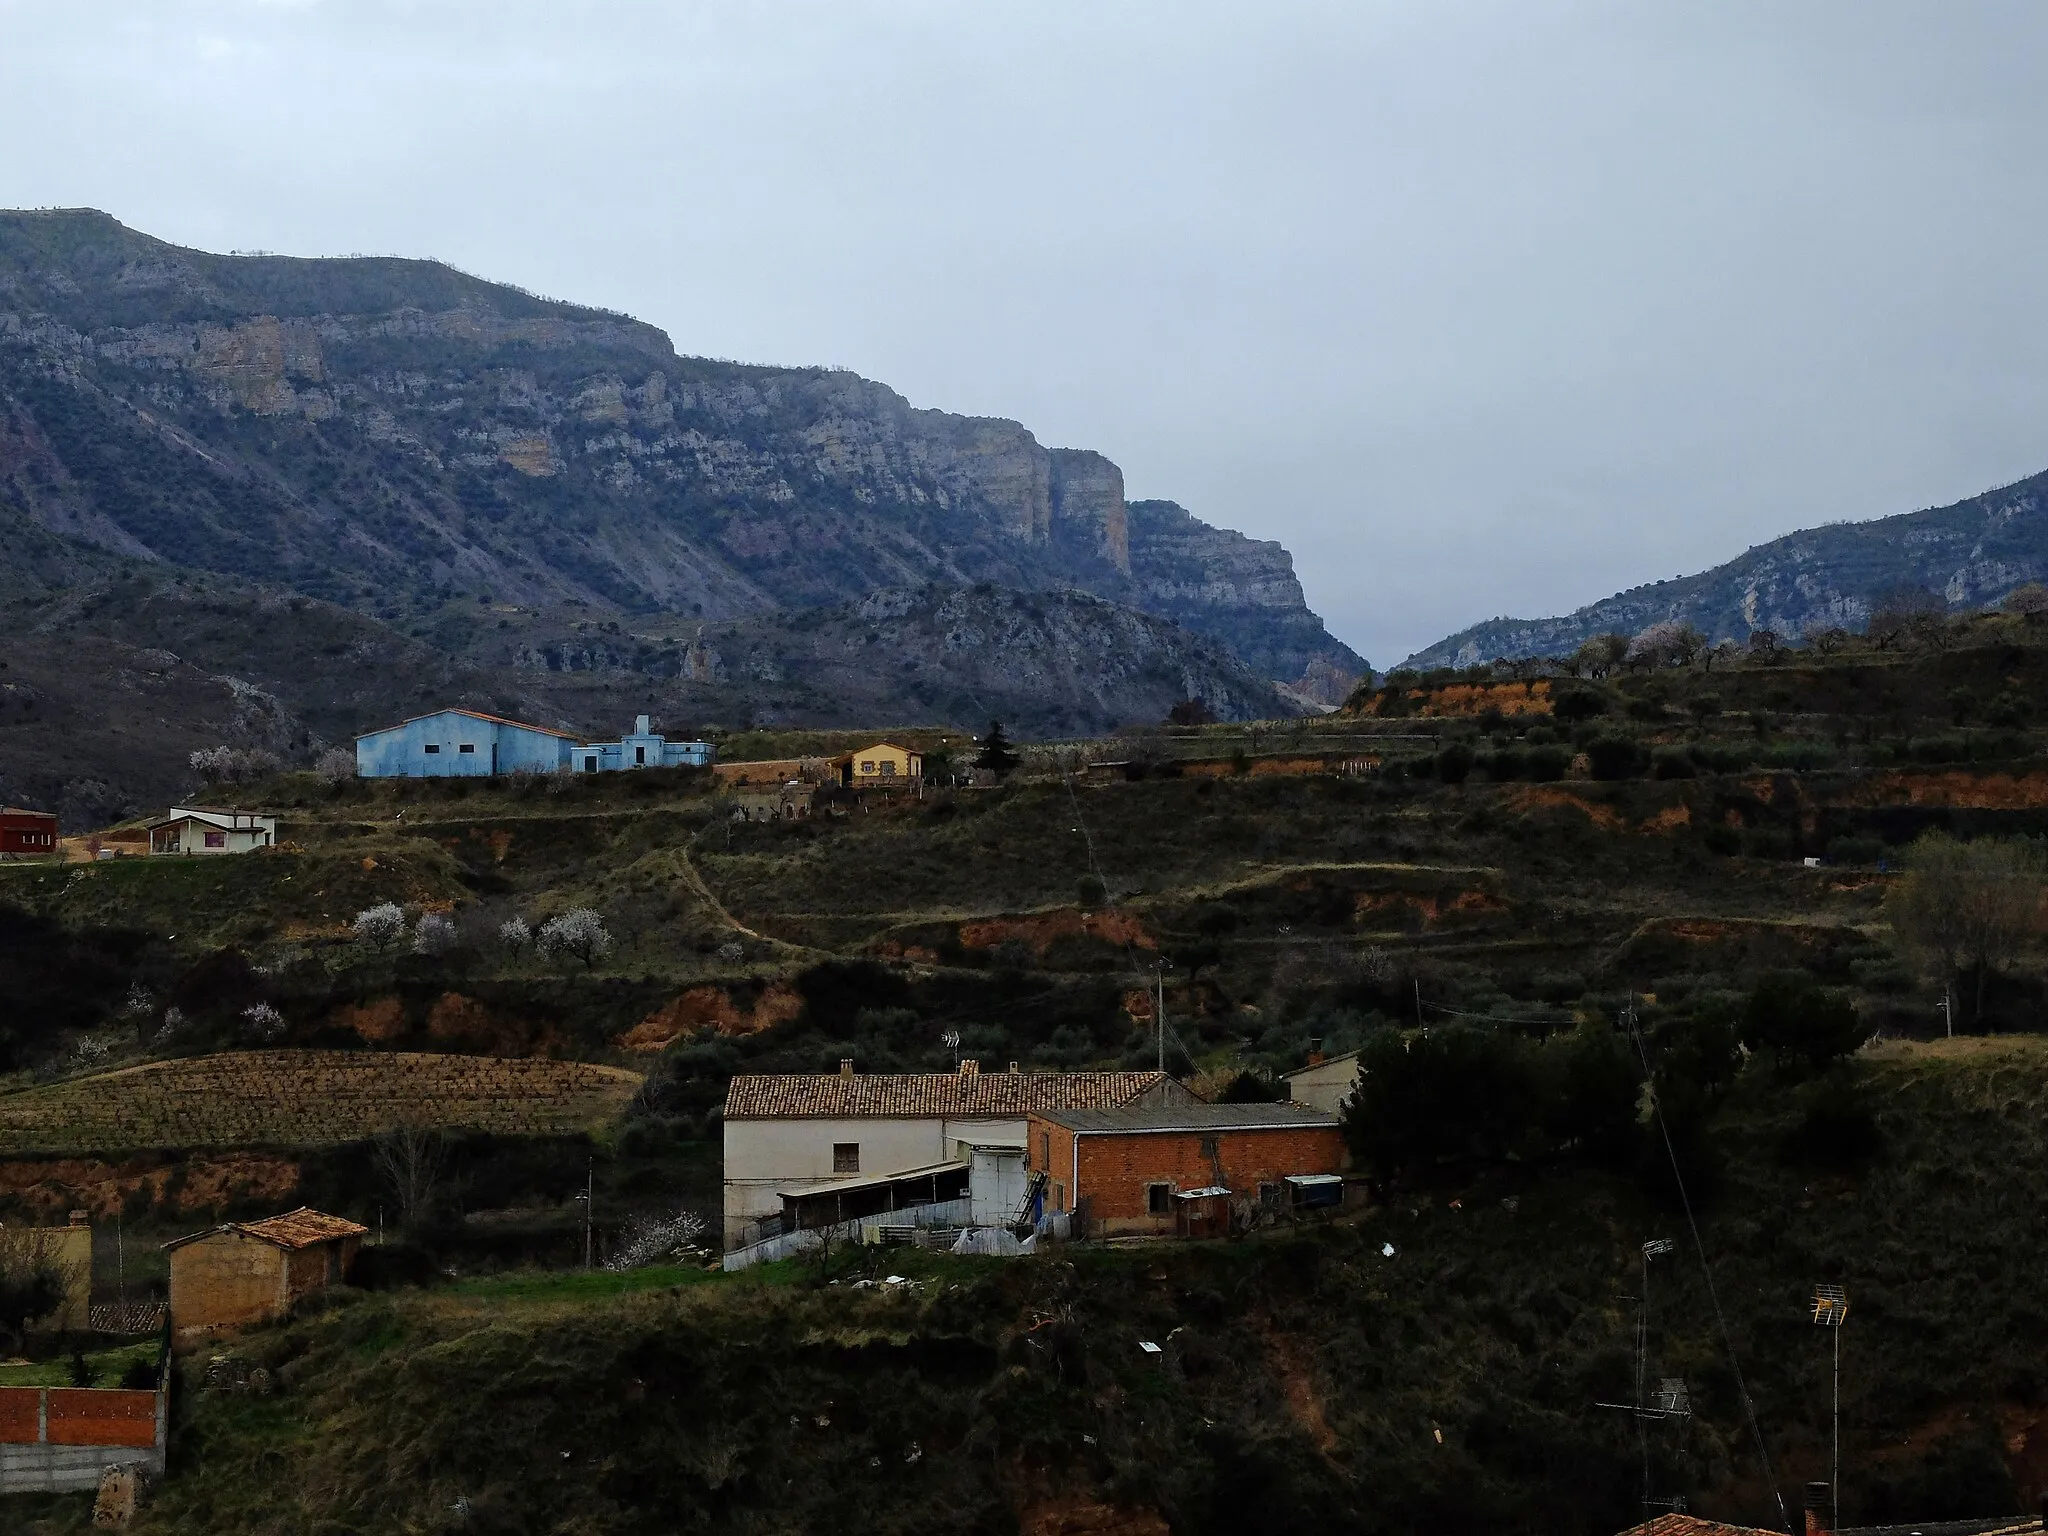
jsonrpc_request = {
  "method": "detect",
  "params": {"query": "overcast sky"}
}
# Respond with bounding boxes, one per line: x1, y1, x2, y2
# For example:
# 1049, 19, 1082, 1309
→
5, 2, 2047, 665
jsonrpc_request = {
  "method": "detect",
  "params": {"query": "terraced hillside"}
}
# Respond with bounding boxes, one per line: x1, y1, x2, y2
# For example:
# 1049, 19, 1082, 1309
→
0, 1051, 640, 1154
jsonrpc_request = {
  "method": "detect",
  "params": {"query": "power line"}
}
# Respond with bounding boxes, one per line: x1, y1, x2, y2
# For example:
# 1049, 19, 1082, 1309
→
1417, 999, 1577, 1028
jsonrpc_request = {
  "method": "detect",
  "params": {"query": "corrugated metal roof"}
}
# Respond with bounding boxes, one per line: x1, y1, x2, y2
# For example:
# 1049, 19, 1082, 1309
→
358, 707, 581, 742
724, 1070, 1174, 1120
1031, 1103, 1341, 1134
775, 1159, 968, 1200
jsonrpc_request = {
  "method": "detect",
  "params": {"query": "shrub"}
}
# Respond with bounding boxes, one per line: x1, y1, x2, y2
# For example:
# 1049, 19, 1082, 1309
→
1585, 736, 1648, 780
1650, 748, 1696, 780
1436, 742, 1475, 785
1076, 874, 1107, 910
1523, 745, 1570, 782
240, 1002, 285, 1042
1481, 748, 1524, 783
604, 1209, 710, 1271
1551, 689, 1608, 723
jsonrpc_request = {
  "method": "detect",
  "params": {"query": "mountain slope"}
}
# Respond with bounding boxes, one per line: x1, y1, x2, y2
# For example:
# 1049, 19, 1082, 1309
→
0, 209, 1363, 698
1403, 466, 2048, 669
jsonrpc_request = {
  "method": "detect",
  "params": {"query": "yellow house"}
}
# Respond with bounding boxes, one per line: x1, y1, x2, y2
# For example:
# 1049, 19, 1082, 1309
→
837, 742, 922, 787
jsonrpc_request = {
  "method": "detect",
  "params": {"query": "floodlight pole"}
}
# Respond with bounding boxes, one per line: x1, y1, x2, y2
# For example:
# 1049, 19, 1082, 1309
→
1832, 1319, 1840, 1532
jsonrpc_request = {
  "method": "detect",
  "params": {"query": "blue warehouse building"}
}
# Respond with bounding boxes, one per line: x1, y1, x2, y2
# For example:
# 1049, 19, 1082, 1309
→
572, 715, 715, 773
355, 709, 579, 778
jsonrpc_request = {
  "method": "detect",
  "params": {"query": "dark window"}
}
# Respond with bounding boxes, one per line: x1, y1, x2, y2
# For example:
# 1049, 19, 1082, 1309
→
585, 756, 599, 772
833, 1143, 860, 1174
458, 743, 475, 754
1199, 1135, 1219, 1160
423, 744, 440, 754
1146, 1183, 1172, 1215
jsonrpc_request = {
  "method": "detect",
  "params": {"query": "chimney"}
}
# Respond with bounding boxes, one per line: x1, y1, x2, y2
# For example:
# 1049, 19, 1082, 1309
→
839, 1058, 854, 1077
1802, 1482, 1832, 1536
635, 714, 651, 736
67, 1209, 88, 1227
1307, 1036, 1325, 1068
1008, 1061, 1020, 1074
958, 1059, 979, 1076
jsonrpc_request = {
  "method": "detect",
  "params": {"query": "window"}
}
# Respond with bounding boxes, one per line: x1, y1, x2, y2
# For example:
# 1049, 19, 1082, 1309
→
458, 743, 475, 754
1146, 1183, 1173, 1216
879, 760, 897, 776
585, 756, 599, 772
859, 759, 877, 775
1053, 1182, 1065, 1212
1199, 1135, 1219, 1160
832, 1142, 860, 1174
204, 831, 225, 849
423, 743, 440, 754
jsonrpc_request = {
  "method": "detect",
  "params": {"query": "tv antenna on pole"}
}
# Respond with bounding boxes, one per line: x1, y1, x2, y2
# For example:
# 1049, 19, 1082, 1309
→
1597, 1236, 1690, 1517
1813, 1283, 1849, 1531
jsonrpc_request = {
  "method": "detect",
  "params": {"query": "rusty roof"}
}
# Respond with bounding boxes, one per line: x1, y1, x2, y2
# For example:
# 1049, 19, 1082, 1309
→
724, 1070, 1179, 1120
1615, 1518, 1785, 1536
360, 707, 581, 741
163, 1206, 367, 1253
1032, 1103, 1340, 1134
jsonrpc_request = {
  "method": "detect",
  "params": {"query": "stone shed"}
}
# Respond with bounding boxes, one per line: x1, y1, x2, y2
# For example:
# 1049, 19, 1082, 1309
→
164, 1207, 366, 1343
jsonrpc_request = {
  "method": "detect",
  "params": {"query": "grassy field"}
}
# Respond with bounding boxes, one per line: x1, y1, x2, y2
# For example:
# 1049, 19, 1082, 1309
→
0, 1052, 642, 1154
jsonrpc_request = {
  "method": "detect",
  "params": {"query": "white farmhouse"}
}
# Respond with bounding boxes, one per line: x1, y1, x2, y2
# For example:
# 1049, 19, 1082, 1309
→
147, 808, 278, 856
1281, 1049, 1361, 1115
720, 1060, 1193, 1250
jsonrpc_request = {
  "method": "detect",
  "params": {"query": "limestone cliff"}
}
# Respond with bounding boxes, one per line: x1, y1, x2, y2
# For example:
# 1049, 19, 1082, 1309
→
0, 207, 1360, 695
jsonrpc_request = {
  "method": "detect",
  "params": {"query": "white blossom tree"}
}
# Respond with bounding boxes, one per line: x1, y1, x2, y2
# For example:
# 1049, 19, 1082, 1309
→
498, 916, 532, 954
352, 903, 408, 954
413, 913, 459, 956
538, 908, 613, 969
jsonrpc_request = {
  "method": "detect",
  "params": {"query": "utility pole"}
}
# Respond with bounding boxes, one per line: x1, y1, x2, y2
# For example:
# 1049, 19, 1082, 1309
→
582, 1158, 594, 1270
1156, 964, 1166, 1073
1939, 985, 1953, 1039
1813, 1285, 1849, 1531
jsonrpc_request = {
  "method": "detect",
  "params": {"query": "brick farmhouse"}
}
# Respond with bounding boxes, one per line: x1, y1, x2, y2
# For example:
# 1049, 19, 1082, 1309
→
1026, 1102, 1344, 1237
0, 807, 57, 857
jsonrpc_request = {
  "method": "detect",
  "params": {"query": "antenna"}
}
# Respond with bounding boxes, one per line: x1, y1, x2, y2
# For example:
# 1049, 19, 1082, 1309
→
1813, 1284, 1849, 1531
1597, 1235, 1685, 1517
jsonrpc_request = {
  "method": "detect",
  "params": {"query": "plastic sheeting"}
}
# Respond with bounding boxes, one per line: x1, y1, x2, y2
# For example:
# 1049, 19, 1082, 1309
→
949, 1227, 1038, 1257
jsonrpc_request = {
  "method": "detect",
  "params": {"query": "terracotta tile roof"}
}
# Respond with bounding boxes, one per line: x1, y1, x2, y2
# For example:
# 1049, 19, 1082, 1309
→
724, 1070, 1180, 1120
1615, 1517, 1783, 1536
164, 1207, 368, 1253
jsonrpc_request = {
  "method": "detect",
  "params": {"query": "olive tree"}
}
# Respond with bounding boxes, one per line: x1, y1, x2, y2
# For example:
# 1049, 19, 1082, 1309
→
1887, 832, 2048, 1024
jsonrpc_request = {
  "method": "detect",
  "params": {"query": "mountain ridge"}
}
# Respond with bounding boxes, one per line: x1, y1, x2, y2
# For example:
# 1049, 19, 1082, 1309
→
1401, 465, 2048, 669
0, 208, 1364, 699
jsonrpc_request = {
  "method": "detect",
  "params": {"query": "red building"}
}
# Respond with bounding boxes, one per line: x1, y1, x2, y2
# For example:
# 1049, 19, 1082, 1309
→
0, 807, 57, 857
1025, 1103, 1345, 1238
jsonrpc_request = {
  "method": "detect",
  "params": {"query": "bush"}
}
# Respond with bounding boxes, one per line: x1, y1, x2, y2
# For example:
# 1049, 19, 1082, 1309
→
1650, 748, 1697, 780
1481, 748, 1525, 783
1742, 972, 1867, 1074
1585, 736, 1648, 780
1523, 745, 1570, 782
1552, 690, 1608, 723
1436, 743, 1475, 785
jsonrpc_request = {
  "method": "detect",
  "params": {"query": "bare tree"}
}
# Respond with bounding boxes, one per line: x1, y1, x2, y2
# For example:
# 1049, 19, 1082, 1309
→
1887, 832, 2048, 1023
0, 1227, 81, 1353
1810, 626, 1851, 656
371, 1121, 448, 1231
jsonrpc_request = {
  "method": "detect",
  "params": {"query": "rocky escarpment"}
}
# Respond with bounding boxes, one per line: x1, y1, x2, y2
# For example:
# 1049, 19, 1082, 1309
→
0, 208, 1360, 694
1404, 467, 2048, 670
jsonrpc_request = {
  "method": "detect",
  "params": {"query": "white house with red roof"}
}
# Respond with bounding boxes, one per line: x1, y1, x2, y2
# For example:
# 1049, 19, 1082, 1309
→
719, 1059, 1194, 1249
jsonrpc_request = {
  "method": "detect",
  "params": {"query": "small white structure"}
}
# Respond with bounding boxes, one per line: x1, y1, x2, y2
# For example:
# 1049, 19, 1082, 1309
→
719, 1061, 1192, 1249
1282, 1050, 1361, 1115
572, 716, 715, 773
147, 808, 278, 856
